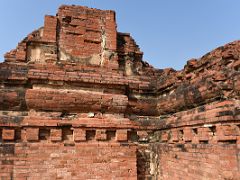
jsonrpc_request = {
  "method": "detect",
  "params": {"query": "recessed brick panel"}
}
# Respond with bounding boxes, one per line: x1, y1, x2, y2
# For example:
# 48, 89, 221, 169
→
116, 129, 128, 142
50, 129, 62, 142
74, 129, 86, 142
95, 129, 107, 141
2, 129, 15, 141
26, 128, 39, 141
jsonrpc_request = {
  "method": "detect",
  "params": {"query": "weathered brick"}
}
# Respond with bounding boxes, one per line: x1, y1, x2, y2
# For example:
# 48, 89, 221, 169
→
74, 128, 86, 141
0, 4, 239, 180
50, 129, 62, 142
95, 129, 107, 141
26, 128, 39, 141
2, 129, 15, 140
116, 129, 128, 142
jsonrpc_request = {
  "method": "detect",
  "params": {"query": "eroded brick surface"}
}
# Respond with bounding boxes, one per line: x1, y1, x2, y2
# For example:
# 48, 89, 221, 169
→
0, 5, 240, 180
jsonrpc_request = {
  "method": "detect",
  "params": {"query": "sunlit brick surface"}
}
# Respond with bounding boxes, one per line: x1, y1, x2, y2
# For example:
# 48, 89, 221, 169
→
0, 5, 240, 180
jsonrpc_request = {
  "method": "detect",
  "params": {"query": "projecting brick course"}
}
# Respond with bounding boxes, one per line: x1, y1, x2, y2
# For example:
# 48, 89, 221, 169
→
0, 4, 239, 180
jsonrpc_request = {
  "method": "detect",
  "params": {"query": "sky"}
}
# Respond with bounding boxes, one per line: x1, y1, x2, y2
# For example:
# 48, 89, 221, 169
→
0, 0, 240, 70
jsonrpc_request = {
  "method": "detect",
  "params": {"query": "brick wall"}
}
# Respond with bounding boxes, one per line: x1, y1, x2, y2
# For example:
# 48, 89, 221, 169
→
157, 143, 239, 179
0, 5, 240, 180
130, 99, 239, 179
8, 143, 136, 179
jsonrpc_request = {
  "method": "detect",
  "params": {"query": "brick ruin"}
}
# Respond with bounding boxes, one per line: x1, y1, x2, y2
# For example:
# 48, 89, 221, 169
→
0, 5, 239, 179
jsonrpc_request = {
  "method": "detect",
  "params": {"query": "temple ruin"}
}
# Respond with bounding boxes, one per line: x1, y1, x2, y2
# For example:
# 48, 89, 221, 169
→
0, 5, 239, 179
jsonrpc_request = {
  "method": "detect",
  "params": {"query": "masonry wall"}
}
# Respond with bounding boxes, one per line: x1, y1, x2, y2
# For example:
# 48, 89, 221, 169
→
0, 111, 147, 180
157, 143, 239, 179
0, 4, 240, 180
153, 100, 240, 180
134, 100, 240, 179
0, 143, 136, 180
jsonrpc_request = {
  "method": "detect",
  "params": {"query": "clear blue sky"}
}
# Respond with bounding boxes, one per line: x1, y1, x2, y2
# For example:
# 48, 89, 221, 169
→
0, 0, 240, 70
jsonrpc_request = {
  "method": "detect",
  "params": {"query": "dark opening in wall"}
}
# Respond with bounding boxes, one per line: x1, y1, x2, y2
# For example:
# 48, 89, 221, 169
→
2, 159, 14, 165
176, 144, 187, 152
62, 127, 73, 141
15, 129, 21, 142
209, 126, 216, 135
39, 128, 50, 140
106, 130, 116, 141
218, 140, 237, 144
199, 140, 208, 144
62, 16, 72, 24
178, 129, 184, 141
185, 139, 192, 143
136, 149, 149, 179
237, 124, 240, 130
192, 128, 198, 135
128, 131, 138, 142
0, 144, 15, 155
86, 130, 96, 140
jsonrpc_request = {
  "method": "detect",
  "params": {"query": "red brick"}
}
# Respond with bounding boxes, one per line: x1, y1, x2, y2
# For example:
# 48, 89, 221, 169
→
116, 129, 128, 142
2, 129, 15, 140
0, 4, 240, 180
26, 128, 39, 141
74, 129, 86, 141
50, 129, 62, 142
95, 129, 107, 141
